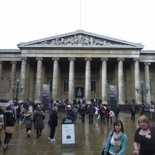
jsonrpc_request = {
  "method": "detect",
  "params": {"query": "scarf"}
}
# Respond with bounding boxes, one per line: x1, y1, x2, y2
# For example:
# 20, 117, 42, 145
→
113, 131, 123, 153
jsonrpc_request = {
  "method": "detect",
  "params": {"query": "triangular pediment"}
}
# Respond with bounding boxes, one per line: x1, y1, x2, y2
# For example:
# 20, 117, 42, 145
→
18, 30, 144, 50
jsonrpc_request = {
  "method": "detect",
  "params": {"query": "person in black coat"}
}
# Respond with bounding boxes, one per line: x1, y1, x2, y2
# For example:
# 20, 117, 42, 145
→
79, 104, 86, 124
48, 107, 58, 142
3, 106, 15, 152
87, 104, 95, 124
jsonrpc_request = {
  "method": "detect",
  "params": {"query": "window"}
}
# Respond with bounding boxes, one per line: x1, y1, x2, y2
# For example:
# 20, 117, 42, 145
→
91, 81, 96, 92
64, 81, 69, 92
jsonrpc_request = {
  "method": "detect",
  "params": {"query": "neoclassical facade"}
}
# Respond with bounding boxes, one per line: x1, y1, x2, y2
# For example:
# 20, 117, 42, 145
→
0, 30, 155, 106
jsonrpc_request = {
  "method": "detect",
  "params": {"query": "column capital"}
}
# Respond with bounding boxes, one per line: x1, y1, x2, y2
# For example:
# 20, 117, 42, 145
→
10, 61, 17, 64
36, 57, 43, 61
117, 58, 125, 61
52, 57, 59, 61
144, 62, 151, 65
85, 58, 92, 61
20, 57, 27, 61
133, 58, 141, 62
68, 57, 76, 61
101, 58, 108, 61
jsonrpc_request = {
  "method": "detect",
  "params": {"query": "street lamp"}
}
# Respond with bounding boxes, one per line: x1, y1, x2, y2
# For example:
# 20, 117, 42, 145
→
11, 79, 24, 105
135, 81, 149, 104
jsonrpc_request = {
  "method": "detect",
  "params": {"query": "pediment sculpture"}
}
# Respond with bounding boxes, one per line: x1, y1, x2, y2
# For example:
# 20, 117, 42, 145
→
36, 34, 125, 46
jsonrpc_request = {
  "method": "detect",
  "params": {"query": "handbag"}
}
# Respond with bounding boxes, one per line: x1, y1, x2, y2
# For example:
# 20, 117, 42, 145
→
5, 126, 14, 133
101, 148, 111, 155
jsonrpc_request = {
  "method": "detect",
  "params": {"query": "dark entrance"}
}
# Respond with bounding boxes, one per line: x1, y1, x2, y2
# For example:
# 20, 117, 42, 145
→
76, 87, 83, 98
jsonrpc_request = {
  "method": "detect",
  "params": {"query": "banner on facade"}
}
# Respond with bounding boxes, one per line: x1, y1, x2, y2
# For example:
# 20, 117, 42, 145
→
42, 84, 50, 95
109, 85, 117, 95
42, 84, 50, 108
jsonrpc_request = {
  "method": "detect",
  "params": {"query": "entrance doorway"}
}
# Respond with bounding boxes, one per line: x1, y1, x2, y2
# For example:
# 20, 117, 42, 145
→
76, 87, 84, 99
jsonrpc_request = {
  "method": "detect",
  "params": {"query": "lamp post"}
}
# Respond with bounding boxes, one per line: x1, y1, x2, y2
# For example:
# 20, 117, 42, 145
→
135, 81, 149, 104
11, 79, 23, 105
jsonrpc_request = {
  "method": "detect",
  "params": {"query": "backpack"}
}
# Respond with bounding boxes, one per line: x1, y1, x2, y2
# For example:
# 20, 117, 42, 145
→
101, 109, 106, 114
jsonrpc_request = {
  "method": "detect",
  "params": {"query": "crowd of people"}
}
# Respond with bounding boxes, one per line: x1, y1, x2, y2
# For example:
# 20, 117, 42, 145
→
0, 100, 155, 154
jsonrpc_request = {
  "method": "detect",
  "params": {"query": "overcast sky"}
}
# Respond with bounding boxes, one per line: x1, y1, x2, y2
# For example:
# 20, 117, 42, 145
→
0, 0, 155, 50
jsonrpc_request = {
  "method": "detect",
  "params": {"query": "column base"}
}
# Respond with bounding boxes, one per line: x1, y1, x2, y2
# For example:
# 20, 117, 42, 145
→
118, 101, 125, 105
135, 101, 142, 105
86, 100, 91, 104
35, 100, 42, 104
102, 101, 108, 105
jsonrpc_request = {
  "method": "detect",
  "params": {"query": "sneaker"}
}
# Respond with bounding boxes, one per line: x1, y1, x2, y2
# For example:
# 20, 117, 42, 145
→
48, 137, 51, 140
50, 139, 55, 142
3, 144, 8, 152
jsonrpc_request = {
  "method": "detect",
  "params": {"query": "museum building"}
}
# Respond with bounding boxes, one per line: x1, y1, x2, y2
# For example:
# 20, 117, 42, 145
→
0, 30, 155, 106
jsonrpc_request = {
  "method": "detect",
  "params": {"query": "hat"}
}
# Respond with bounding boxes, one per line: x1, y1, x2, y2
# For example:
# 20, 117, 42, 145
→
67, 105, 71, 108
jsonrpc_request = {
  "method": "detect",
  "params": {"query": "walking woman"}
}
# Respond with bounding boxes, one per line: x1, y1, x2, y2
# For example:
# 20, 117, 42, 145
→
48, 107, 58, 142
33, 106, 45, 138
23, 111, 33, 137
3, 106, 15, 152
104, 120, 128, 155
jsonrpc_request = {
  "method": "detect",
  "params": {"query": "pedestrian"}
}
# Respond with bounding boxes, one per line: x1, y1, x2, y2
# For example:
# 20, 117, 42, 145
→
0, 106, 4, 145
133, 115, 155, 155
130, 105, 136, 121
100, 104, 107, 123
33, 105, 45, 138
16, 104, 21, 123
66, 105, 76, 121
103, 120, 128, 155
48, 102, 52, 113
79, 103, 86, 124
114, 104, 120, 121
23, 111, 33, 137
87, 104, 95, 124
106, 105, 113, 124
3, 106, 16, 152
94, 105, 99, 119
48, 107, 58, 142
140, 104, 145, 116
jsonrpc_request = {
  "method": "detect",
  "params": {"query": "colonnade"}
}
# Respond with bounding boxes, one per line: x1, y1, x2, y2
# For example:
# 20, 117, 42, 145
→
0, 57, 151, 105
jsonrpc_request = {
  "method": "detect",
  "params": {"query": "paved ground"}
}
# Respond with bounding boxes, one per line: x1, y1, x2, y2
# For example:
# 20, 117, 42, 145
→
0, 111, 154, 155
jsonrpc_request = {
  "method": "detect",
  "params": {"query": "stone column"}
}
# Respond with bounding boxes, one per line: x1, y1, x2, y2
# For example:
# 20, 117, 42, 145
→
19, 58, 27, 101
117, 58, 124, 105
134, 58, 141, 104
85, 58, 91, 104
29, 65, 34, 101
52, 58, 59, 101
35, 57, 43, 104
101, 58, 108, 104
144, 62, 151, 104
25, 63, 30, 100
68, 58, 75, 101
0, 61, 3, 99
10, 61, 17, 99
